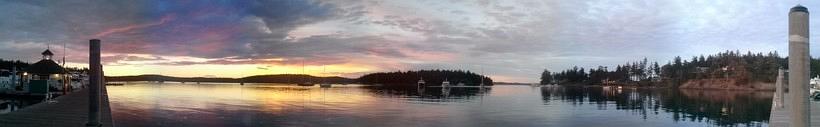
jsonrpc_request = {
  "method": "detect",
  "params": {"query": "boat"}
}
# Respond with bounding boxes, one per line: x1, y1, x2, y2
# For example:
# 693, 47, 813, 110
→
319, 66, 331, 88
105, 82, 124, 86
811, 76, 819, 100
319, 83, 331, 88
479, 67, 488, 88
296, 60, 314, 86
417, 78, 426, 87
441, 79, 451, 87
457, 82, 465, 86
479, 76, 485, 87
298, 82, 315, 86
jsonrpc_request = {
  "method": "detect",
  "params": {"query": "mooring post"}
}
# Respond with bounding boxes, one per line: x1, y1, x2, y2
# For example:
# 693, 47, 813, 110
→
788, 5, 810, 127
86, 39, 101, 127
776, 69, 785, 109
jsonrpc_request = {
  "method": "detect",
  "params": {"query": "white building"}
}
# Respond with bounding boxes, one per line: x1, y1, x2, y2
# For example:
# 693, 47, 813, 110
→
0, 70, 18, 93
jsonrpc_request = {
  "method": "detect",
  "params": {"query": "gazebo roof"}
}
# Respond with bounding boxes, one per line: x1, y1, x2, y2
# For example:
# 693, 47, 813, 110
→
25, 59, 63, 74
41, 49, 54, 56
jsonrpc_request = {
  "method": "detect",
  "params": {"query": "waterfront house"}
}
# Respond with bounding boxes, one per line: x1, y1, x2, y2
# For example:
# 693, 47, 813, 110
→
23, 49, 64, 94
0, 70, 15, 93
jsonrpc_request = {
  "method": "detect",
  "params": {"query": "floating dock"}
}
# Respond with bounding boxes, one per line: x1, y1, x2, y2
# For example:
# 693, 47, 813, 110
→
0, 87, 114, 127
768, 92, 819, 127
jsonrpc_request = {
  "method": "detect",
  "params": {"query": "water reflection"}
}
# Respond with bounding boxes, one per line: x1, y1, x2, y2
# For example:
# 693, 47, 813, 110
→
106, 83, 774, 127
540, 86, 772, 126
363, 85, 492, 101
0, 97, 41, 114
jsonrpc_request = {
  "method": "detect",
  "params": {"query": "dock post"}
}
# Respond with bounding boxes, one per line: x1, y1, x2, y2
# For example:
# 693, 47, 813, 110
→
788, 5, 810, 127
86, 39, 101, 127
776, 69, 785, 109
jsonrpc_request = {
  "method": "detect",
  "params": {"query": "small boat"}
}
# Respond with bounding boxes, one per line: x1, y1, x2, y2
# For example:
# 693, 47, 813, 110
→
296, 61, 315, 87
417, 78, 426, 87
318, 66, 331, 88
319, 83, 331, 88
105, 82, 125, 86
297, 82, 315, 86
811, 76, 819, 100
457, 82, 465, 86
441, 79, 451, 87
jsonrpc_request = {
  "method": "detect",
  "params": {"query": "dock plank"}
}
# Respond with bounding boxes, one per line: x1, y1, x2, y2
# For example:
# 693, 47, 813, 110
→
0, 86, 114, 127
768, 92, 819, 127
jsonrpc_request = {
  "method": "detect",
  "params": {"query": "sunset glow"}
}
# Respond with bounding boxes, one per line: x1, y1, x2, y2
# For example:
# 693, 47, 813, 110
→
3, 1, 820, 82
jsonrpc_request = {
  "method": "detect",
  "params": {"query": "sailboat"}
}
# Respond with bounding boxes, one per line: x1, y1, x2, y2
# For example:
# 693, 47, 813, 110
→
297, 60, 314, 86
441, 78, 451, 87
417, 77, 426, 87
319, 66, 331, 88
479, 76, 486, 88
479, 67, 489, 88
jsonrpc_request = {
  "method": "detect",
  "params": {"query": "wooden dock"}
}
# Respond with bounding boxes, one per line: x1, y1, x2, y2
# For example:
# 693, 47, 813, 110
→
768, 91, 819, 127
0, 86, 114, 127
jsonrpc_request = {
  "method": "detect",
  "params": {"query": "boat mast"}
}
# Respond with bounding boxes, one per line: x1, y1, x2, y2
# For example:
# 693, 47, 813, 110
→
62, 41, 67, 94
301, 60, 305, 83
480, 66, 484, 87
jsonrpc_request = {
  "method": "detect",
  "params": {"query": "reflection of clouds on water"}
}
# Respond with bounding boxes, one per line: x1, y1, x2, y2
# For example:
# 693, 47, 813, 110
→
106, 83, 767, 127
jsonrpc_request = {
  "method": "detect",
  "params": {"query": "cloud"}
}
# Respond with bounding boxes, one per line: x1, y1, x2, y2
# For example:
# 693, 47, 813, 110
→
0, 0, 817, 82
93, 15, 176, 38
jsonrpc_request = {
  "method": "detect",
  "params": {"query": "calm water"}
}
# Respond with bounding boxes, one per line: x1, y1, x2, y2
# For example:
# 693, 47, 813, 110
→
106, 82, 774, 127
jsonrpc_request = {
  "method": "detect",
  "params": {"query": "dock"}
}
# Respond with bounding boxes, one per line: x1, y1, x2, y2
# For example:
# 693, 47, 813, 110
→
0, 86, 114, 127
768, 90, 820, 127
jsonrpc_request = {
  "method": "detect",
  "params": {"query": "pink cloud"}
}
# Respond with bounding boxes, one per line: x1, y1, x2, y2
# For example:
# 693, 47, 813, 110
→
93, 15, 176, 38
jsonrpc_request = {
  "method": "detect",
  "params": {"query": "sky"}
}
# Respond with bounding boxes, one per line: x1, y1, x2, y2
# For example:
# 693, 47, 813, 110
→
0, 0, 818, 82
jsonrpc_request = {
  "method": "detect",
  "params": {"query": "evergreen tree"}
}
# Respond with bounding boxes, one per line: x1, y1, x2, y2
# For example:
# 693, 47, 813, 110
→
540, 69, 553, 85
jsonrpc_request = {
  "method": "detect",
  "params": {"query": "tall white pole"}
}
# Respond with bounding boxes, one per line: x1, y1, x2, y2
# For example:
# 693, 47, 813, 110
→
789, 5, 810, 127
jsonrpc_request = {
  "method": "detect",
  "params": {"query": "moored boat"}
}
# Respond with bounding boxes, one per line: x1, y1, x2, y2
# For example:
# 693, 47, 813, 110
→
319, 83, 331, 88
298, 82, 315, 86
441, 79, 451, 87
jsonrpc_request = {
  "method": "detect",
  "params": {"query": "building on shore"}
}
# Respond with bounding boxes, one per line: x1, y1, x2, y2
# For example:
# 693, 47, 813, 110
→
22, 49, 64, 94
0, 70, 18, 93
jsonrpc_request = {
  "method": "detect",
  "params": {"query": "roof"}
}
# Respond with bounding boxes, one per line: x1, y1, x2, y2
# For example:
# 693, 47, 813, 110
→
791, 5, 808, 13
0, 71, 11, 77
41, 49, 54, 56
25, 59, 64, 74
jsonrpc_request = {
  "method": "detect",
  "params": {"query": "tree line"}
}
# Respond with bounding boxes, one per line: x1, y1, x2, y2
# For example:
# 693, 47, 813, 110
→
358, 70, 493, 87
540, 50, 806, 87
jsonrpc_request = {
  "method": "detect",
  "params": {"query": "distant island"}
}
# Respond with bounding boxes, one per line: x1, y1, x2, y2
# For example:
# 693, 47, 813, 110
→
105, 74, 357, 84
540, 50, 818, 91
2, 57, 494, 86
358, 70, 492, 86
104, 70, 493, 87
